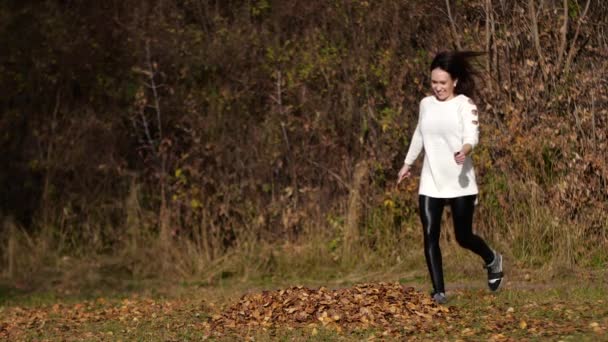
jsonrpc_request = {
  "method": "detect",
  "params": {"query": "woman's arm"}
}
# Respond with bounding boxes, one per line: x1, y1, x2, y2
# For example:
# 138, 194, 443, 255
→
461, 97, 479, 150
398, 125, 422, 183
455, 97, 479, 165
404, 100, 425, 165
399, 101, 425, 183
404, 122, 423, 166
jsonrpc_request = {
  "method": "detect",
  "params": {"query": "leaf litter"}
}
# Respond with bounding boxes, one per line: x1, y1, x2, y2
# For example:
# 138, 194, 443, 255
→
1, 282, 608, 340
208, 282, 453, 336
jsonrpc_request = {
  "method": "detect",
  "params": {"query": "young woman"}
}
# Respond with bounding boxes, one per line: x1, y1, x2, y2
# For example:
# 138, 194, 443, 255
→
397, 51, 503, 304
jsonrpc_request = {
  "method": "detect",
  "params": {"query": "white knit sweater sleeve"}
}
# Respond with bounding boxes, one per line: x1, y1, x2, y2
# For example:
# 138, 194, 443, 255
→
403, 101, 424, 165
461, 97, 479, 148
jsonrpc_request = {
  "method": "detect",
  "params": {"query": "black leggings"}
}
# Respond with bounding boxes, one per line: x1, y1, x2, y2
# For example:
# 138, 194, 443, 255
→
419, 194, 494, 294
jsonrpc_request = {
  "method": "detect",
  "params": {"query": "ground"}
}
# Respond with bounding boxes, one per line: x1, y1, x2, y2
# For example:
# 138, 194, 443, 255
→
1, 266, 607, 341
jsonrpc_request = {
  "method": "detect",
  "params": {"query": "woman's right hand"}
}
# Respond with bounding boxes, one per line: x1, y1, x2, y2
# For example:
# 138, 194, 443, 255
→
397, 163, 411, 184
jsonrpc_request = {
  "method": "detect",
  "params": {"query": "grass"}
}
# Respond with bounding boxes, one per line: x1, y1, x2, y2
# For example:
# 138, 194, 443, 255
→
1, 190, 607, 341
2, 260, 608, 341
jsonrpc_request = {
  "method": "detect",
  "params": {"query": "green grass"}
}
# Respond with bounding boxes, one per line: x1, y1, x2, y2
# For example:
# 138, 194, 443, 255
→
2, 266, 608, 341
1, 233, 606, 341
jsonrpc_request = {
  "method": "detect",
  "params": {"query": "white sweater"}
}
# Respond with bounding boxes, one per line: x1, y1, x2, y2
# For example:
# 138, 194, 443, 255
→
404, 94, 480, 198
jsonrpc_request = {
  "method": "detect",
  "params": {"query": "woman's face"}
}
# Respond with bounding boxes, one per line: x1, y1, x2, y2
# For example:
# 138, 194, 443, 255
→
431, 68, 457, 101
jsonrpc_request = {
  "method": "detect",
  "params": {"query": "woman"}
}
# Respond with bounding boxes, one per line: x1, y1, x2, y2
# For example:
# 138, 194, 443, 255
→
397, 51, 503, 304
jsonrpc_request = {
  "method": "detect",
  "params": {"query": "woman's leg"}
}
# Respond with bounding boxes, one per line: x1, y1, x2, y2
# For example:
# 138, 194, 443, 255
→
449, 195, 494, 264
419, 195, 446, 295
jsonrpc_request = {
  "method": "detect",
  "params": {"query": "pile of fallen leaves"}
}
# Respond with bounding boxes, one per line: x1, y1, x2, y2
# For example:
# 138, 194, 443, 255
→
208, 282, 455, 335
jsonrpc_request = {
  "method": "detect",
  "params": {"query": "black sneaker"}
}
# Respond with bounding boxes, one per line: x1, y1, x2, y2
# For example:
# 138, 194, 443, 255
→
432, 292, 448, 304
486, 251, 503, 291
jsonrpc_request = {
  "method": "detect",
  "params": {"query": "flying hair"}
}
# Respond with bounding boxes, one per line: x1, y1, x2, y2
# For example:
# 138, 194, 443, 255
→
430, 51, 485, 98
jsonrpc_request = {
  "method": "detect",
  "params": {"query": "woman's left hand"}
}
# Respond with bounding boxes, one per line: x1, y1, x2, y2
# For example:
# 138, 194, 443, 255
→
454, 151, 466, 165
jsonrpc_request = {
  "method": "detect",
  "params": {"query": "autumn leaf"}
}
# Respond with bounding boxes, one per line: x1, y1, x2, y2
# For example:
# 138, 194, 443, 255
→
208, 282, 458, 336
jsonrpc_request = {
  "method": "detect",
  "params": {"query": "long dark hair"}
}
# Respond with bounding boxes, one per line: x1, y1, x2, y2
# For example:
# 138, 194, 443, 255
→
430, 51, 484, 98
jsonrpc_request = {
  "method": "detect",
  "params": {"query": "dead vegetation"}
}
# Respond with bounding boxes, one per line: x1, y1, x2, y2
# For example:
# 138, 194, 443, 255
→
0, 0, 607, 285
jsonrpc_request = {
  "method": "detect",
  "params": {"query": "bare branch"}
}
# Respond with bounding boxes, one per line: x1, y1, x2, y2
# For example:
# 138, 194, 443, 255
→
146, 40, 163, 142
276, 70, 283, 110
445, 0, 462, 51
528, 0, 548, 80
139, 106, 155, 150
129, 115, 146, 146
555, 0, 569, 73
280, 122, 291, 153
306, 158, 352, 192
563, 0, 592, 76
591, 92, 597, 151
484, 0, 494, 91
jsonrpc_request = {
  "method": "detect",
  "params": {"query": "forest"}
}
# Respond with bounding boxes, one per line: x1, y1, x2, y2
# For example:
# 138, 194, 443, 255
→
1, 0, 607, 339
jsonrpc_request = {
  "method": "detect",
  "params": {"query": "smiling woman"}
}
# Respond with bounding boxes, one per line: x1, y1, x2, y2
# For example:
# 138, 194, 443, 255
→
397, 51, 503, 304
429, 51, 483, 99
430, 68, 457, 101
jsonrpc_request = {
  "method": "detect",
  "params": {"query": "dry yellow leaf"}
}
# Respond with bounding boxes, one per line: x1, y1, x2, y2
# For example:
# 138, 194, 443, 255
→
519, 320, 528, 329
